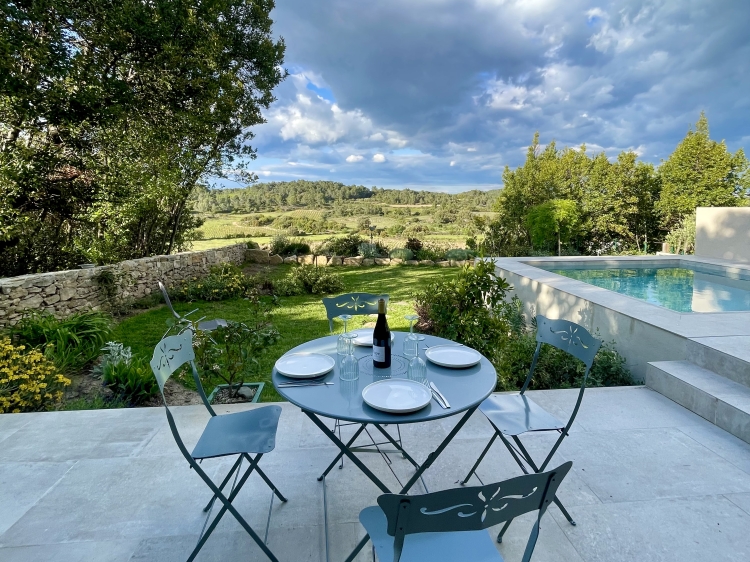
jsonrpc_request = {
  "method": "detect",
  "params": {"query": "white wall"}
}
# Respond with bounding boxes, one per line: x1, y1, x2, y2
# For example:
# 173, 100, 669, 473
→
695, 207, 750, 263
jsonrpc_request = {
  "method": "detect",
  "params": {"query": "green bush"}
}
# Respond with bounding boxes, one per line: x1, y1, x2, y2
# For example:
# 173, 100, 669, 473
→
246, 240, 260, 249
389, 248, 414, 260
273, 265, 345, 296
11, 311, 113, 373
320, 234, 363, 256
102, 356, 159, 405
269, 235, 311, 256
358, 242, 388, 258
171, 263, 258, 302
415, 260, 511, 361
445, 248, 471, 261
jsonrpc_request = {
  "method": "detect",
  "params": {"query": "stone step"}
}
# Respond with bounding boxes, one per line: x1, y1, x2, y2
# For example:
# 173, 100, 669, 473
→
686, 337, 750, 388
646, 360, 750, 444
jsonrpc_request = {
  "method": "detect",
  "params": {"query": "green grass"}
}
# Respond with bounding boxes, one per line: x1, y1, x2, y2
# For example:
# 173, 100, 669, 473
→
112, 265, 459, 402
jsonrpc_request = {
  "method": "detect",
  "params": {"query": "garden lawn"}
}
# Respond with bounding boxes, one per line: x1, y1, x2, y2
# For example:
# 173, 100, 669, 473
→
113, 265, 459, 402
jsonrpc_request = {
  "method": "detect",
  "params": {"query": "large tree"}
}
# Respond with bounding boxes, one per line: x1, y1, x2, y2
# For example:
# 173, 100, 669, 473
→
656, 112, 748, 229
0, 0, 285, 275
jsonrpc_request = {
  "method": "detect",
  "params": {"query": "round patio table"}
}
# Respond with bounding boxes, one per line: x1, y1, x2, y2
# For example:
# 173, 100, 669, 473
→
273, 332, 497, 562
273, 332, 496, 425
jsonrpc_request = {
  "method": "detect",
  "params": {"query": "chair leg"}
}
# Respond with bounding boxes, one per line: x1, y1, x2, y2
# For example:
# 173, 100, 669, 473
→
461, 432, 498, 485
244, 454, 288, 503
203, 455, 243, 512
496, 518, 514, 543
189, 461, 278, 562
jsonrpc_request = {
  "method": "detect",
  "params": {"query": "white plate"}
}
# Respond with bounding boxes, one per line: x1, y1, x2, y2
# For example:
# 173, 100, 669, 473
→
425, 345, 482, 369
275, 353, 335, 379
362, 379, 432, 414
351, 329, 396, 347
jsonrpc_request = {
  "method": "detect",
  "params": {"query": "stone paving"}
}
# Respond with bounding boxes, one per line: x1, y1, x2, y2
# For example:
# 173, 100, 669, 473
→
1, 386, 750, 561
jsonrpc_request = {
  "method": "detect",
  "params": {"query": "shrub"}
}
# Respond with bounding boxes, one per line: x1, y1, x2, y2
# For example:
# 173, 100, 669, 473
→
171, 263, 259, 302
102, 356, 159, 405
445, 248, 471, 261
414, 241, 451, 261
246, 240, 260, 249
192, 315, 280, 398
358, 241, 388, 258
273, 265, 344, 296
269, 235, 311, 256
665, 211, 696, 254
389, 248, 414, 260
415, 260, 512, 361
0, 336, 71, 413
405, 238, 423, 253
11, 311, 113, 373
320, 234, 363, 257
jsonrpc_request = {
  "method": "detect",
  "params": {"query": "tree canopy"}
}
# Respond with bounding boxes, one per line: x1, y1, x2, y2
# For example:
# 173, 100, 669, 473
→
0, 0, 285, 275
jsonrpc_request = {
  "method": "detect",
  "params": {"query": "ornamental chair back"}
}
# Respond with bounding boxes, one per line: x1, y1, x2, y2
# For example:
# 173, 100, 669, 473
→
158, 281, 228, 338
322, 293, 389, 333
460, 316, 600, 544
361, 462, 572, 562
150, 331, 285, 562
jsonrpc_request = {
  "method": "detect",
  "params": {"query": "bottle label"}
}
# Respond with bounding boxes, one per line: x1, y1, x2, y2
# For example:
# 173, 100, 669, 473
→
373, 346, 386, 362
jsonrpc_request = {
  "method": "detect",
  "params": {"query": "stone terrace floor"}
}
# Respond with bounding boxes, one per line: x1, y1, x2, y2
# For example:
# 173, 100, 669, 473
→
2, 386, 750, 561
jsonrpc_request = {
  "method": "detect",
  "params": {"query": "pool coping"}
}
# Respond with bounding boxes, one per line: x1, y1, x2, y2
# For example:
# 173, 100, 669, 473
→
491, 255, 750, 339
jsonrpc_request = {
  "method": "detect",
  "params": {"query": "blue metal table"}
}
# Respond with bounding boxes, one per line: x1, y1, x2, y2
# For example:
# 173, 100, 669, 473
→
272, 332, 497, 561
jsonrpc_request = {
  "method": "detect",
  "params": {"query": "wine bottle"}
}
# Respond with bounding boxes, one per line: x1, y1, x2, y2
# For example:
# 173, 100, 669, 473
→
373, 298, 391, 368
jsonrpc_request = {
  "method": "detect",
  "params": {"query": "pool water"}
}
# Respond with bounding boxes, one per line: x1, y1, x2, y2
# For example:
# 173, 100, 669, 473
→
543, 266, 750, 313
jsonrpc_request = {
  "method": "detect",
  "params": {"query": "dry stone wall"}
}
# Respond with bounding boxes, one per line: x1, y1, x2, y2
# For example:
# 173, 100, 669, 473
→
246, 250, 470, 269
0, 243, 247, 327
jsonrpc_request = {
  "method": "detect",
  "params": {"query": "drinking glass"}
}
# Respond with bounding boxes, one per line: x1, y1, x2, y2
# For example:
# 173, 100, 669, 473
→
337, 314, 354, 356
340, 333, 359, 381
404, 314, 425, 341
407, 356, 428, 386
403, 333, 419, 359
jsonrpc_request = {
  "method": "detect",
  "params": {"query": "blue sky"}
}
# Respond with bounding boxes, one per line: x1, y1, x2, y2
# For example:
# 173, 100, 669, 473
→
239, 0, 750, 193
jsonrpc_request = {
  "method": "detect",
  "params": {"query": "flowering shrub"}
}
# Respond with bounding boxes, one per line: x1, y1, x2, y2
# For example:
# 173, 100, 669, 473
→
273, 265, 344, 296
0, 337, 71, 413
171, 264, 259, 302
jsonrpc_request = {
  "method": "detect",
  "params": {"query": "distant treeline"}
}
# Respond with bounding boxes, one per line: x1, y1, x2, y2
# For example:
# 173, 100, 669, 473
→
192, 181, 500, 213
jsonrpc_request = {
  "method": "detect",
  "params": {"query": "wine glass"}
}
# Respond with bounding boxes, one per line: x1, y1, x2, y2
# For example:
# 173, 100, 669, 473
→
404, 314, 425, 341
337, 314, 354, 356
340, 333, 359, 381
407, 356, 428, 386
403, 332, 418, 359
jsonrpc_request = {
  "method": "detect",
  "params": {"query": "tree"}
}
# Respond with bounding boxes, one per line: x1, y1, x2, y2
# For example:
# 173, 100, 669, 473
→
525, 199, 581, 255
656, 112, 749, 229
0, 0, 285, 275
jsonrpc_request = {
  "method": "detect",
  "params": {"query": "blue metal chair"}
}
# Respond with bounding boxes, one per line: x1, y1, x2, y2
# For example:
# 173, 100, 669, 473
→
352, 462, 572, 562
149, 331, 286, 562
461, 316, 601, 543
320, 293, 407, 477
158, 281, 228, 338
322, 292, 389, 333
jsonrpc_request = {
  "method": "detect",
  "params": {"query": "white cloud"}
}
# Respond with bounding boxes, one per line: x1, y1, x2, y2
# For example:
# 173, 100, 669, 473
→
372, 154, 386, 163
450, 161, 456, 166
346, 154, 364, 162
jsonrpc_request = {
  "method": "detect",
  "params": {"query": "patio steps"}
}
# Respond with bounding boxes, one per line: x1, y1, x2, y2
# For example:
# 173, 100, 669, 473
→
686, 337, 750, 388
646, 360, 750, 444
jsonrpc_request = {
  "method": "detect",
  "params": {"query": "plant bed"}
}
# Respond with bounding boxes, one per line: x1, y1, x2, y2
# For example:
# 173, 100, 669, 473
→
207, 382, 265, 404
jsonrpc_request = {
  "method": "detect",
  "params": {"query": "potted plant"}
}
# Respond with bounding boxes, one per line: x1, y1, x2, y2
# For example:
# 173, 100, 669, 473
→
193, 303, 280, 404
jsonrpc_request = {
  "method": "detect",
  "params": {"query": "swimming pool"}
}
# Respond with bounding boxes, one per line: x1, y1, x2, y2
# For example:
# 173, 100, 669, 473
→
540, 264, 750, 313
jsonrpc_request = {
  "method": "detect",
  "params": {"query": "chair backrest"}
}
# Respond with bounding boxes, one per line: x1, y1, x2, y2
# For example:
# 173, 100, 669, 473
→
150, 330, 216, 416
378, 462, 572, 562
322, 293, 389, 332
158, 281, 181, 320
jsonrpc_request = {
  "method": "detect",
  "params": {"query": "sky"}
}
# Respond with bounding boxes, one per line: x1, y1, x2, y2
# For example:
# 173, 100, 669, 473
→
239, 0, 750, 193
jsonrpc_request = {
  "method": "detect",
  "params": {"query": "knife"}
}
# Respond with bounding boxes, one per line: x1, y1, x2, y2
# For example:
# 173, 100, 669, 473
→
431, 389, 448, 409
429, 382, 450, 408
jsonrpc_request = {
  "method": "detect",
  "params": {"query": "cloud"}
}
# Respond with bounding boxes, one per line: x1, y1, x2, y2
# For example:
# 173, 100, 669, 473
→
372, 154, 386, 163
346, 154, 364, 162
240, 0, 750, 190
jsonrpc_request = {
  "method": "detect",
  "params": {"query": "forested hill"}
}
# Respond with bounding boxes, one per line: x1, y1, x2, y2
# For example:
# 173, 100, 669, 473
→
193, 180, 501, 213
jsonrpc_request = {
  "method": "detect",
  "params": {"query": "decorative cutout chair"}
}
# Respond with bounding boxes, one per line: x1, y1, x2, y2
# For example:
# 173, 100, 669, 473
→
149, 331, 287, 562
158, 281, 228, 337
321, 293, 403, 472
350, 461, 572, 562
460, 315, 601, 543
322, 292, 389, 333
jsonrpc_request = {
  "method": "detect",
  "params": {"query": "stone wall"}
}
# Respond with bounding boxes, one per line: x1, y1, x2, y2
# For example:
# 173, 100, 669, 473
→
0, 244, 248, 327
246, 249, 471, 268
